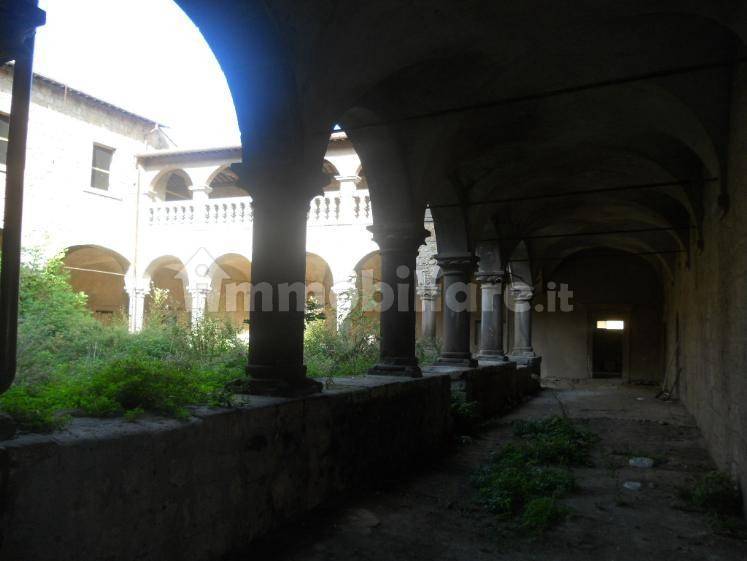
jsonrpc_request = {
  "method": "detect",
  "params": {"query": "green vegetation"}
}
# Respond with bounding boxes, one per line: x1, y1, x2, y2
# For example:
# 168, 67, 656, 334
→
0, 253, 245, 432
681, 471, 742, 518
474, 416, 597, 536
451, 393, 480, 435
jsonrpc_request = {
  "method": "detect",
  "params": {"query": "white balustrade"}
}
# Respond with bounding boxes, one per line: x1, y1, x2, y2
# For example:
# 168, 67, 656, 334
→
147, 191, 372, 227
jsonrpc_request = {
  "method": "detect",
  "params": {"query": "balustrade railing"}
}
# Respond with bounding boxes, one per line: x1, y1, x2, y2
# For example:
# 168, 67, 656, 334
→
147, 191, 372, 227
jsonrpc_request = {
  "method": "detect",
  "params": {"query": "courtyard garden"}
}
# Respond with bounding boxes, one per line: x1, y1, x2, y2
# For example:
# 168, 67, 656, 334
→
0, 252, 440, 432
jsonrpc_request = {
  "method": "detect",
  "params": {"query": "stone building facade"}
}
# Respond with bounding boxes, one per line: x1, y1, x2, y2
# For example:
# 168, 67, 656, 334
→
0, 66, 440, 337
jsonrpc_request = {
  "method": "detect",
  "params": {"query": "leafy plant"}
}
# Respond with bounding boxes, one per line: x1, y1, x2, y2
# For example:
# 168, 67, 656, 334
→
474, 415, 597, 537
0, 254, 246, 432
682, 471, 742, 517
304, 288, 379, 377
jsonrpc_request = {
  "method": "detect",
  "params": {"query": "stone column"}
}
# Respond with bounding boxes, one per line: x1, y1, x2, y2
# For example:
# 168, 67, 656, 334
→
233, 162, 325, 397
188, 286, 211, 325
476, 271, 508, 362
336, 175, 360, 223
418, 285, 439, 340
436, 254, 478, 367
126, 287, 147, 333
332, 277, 356, 327
368, 223, 429, 377
509, 285, 537, 362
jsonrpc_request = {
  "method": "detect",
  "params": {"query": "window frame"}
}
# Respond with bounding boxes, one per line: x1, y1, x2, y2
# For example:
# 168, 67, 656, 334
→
90, 142, 115, 190
0, 112, 10, 170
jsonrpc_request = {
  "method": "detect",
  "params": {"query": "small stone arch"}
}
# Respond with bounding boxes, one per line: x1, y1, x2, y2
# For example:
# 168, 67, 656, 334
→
206, 253, 252, 331
151, 169, 194, 201
143, 255, 189, 324
63, 245, 130, 323
208, 165, 246, 199
306, 253, 335, 320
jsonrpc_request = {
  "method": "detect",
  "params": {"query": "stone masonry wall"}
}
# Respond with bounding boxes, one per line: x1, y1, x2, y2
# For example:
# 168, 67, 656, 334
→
663, 64, 747, 506
0, 375, 452, 561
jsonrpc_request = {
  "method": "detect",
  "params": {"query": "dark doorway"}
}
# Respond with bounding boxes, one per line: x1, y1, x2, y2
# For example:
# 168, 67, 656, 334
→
593, 320, 624, 378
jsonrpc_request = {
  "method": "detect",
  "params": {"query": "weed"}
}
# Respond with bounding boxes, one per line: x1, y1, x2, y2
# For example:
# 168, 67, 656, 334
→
474, 415, 596, 537
682, 471, 742, 517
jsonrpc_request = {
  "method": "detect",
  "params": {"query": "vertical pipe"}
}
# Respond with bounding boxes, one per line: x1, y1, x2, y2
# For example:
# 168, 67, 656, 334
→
0, 34, 36, 393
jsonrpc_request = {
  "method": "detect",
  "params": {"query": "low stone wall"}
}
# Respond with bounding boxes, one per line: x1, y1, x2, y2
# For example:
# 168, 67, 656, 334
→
424, 361, 541, 419
0, 374, 452, 561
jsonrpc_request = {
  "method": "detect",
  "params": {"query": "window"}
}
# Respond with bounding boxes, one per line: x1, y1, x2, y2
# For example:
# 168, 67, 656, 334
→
596, 320, 625, 330
90, 144, 114, 190
0, 114, 9, 166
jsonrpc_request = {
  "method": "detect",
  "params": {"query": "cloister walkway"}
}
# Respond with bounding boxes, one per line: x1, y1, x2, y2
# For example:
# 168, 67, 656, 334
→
245, 383, 746, 561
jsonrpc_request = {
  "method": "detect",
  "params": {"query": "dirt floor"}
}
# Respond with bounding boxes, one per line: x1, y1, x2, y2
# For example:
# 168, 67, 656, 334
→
244, 381, 747, 561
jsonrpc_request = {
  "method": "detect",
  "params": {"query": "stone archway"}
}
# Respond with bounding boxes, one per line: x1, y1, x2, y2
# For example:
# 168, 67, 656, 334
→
63, 245, 130, 324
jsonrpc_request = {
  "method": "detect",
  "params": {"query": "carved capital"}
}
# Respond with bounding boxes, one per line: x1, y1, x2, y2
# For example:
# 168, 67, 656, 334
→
368, 223, 429, 253
475, 271, 505, 286
417, 285, 440, 300
231, 161, 327, 204
435, 253, 478, 274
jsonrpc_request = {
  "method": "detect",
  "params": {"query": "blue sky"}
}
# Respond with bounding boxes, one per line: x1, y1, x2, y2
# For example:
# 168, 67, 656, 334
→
35, 0, 240, 148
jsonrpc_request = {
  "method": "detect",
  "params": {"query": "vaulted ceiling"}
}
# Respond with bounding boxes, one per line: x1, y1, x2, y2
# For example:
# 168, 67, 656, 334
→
177, 0, 747, 282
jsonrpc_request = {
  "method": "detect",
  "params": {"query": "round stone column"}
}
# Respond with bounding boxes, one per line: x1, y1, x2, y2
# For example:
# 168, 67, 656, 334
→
436, 254, 478, 367
509, 285, 537, 360
418, 285, 440, 340
233, 162, 326, 397
368, 223, 429, 377
476, 271, 508, 362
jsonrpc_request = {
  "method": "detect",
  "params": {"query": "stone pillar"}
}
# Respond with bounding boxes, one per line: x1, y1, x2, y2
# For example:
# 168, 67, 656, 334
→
436, 254, 478, 367
336, 175, 360, 223
509, 285, 537, 362
368, 223, 429, 377
233, 162, 324, 397
126, 287, 147, 333
418, 285, 439, 340
476, 271, 508, 362
188, 286, 211, 325
332, 277, 356, 327
189, 184, 213, 202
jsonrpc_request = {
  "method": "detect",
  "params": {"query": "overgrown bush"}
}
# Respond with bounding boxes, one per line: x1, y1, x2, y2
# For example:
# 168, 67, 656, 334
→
0, 252, 246, 432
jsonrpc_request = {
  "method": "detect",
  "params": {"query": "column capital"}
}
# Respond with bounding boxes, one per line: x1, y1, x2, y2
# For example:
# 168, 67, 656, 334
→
231, 161, 327, 203
368, 223, 429, 253
510, 286, 534, 302
475, 270, 505, 286
335, 174, 362, 184
435, 253, 478, 273
189, 184, 213, 195
417, 285, 440, 300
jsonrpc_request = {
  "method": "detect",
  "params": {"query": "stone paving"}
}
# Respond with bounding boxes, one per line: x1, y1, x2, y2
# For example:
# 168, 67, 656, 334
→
245, 382, 747, 561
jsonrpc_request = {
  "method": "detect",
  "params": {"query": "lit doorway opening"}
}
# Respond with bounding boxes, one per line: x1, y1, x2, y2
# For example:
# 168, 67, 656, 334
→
593, 319, 625, 378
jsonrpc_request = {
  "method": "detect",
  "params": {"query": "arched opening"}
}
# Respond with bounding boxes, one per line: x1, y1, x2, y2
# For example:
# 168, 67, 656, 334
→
144, 255, 188, 324
63, 245, 130, 324
153, 170, 193, 201
208, 166, 244, 199
306, 253, 334, 323
207, 253, 251, 332
354, 251, 382, 322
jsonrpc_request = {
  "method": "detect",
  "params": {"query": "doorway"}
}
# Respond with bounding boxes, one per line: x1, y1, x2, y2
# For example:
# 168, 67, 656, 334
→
592, 319, 625, 378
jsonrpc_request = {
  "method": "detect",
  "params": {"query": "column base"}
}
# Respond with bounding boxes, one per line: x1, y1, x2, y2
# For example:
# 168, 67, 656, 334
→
436, 353, 478, 368
368, 360, 422, 378
236, 365, 323, 397
476, 351, 509, 363
509, 351, 537, 366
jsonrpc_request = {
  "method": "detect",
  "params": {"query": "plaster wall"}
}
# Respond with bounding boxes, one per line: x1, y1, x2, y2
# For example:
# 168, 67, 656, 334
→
533, 251, 663, 382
